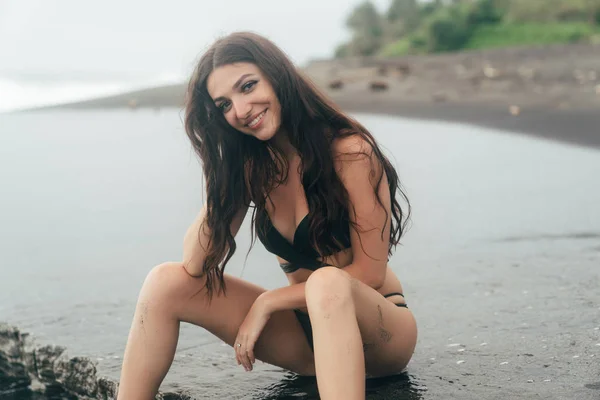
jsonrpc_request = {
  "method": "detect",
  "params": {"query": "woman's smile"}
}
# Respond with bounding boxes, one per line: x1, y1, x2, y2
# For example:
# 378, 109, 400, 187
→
246, 109, 267, 129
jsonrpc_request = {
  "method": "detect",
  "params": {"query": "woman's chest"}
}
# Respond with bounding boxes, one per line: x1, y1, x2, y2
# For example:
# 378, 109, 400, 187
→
265, 173, 309, 245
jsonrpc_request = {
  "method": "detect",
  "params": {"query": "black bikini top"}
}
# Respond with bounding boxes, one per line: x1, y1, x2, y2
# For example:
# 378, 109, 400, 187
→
256, 210, 352, 273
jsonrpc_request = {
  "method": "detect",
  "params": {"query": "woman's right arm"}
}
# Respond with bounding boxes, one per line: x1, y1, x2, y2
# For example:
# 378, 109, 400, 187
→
182, 204, 249, 276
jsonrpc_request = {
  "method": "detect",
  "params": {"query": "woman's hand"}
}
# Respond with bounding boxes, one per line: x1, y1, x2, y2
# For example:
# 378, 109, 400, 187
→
234, 293, 272, 371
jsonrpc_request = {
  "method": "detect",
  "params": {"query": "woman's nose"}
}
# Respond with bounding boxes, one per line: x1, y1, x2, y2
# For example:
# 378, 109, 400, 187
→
234, 99, 252, 122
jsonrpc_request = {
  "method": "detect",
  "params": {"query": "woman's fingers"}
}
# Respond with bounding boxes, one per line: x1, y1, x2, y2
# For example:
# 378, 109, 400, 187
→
248, 349, 255, 367
234, 338, 242, 366
241, 341, 252, 371
235, 336, 252, 371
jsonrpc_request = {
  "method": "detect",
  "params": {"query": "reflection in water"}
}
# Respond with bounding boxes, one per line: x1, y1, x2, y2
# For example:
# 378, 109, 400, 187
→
254, 371, 426, 400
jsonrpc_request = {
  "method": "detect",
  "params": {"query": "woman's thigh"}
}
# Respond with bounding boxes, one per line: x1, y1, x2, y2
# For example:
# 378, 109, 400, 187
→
305, 267, 417, 377
151, 262, 315, 375
352, 281, 418, 377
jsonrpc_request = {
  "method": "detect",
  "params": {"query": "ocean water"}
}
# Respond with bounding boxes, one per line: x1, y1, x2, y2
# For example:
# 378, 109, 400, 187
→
1, 110, 599, 399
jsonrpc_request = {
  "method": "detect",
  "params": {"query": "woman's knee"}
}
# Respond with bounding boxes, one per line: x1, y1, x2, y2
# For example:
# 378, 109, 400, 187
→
140, 262, 200, 309
305, 267, 354, 312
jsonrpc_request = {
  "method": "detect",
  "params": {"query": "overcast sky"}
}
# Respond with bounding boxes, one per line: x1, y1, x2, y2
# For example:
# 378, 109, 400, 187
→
0, 0, 391, 83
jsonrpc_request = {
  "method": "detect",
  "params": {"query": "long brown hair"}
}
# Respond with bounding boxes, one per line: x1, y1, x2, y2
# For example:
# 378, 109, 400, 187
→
184, 32, 410, 299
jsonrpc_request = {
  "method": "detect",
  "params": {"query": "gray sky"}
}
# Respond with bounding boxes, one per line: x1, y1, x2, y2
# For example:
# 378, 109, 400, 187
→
0, 0, 390, 83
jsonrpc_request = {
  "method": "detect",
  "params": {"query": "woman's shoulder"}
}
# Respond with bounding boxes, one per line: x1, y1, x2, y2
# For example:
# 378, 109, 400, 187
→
331, 133, 376, 164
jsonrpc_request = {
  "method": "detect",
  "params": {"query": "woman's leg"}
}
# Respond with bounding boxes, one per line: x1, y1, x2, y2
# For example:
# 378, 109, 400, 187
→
117, 262, 315, 400
305, 267, 417, 400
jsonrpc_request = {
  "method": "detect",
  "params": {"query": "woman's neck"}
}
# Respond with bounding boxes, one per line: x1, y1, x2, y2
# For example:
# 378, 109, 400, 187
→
271, 130, 296, 159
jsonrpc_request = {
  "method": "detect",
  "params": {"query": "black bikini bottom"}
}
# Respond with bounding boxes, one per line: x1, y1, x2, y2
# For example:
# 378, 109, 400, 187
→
293, 292, 408, 351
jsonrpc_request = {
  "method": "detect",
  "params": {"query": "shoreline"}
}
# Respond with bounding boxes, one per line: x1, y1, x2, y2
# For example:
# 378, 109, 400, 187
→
332, 96, 600, 150
15, 85, 600, 151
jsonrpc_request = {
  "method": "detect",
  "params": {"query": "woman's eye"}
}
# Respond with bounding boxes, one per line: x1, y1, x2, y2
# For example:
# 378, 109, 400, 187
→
241, 81, 257, 92
218, 101, 231, 112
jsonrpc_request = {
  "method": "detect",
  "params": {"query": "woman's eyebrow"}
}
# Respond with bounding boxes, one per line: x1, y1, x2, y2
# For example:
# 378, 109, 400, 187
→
213, 73, 255, 102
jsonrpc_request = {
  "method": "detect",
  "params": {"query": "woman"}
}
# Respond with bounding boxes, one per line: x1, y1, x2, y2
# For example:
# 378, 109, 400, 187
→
117, 32, 417, 400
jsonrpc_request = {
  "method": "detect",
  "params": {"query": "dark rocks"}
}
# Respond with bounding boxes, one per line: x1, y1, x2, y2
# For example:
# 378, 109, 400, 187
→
328, 79, 344, 90
369, 81, 389, 92
55, 356, 99, 396
0, 324, 32, 392
0, 323, 190, 400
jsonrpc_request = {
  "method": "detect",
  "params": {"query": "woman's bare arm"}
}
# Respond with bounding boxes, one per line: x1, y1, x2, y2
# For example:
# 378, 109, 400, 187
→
182, 204, 249, 276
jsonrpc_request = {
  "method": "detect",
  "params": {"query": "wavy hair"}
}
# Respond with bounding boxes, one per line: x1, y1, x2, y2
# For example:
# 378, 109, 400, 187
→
184, 32, 410, 300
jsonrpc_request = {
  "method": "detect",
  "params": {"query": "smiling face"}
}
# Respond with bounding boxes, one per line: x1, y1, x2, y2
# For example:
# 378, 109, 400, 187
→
207, 62, 282, 141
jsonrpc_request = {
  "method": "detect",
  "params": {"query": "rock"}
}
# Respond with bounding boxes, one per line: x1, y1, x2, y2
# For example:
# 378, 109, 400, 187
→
369, 80, 388, 92
0, 324, 31, 391
483, 64, 501, 79
0, 323, 192, 400
328, 79, 343, 90
35, 344, 67, 381
97, 377, 119, 400
509, 105, 521, 116
55, 356, 99, 396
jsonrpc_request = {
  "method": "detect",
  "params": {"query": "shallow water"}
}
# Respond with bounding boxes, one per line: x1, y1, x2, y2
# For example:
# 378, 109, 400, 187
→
1, 110, 599, 399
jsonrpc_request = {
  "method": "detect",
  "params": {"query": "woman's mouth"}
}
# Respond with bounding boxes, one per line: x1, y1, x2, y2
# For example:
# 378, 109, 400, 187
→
246, 110, 266, 129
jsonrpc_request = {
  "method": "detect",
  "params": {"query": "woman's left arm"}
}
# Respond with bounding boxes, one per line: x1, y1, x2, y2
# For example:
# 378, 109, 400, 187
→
260, 136, 391, 312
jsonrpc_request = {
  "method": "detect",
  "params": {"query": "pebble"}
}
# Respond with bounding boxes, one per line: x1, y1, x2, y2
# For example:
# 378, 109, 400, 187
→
447, 343, 461, 347
457, 348, 465, 352
480, 342, 488, 346
573, 355, 579, 359
96, 357, 104, 361
509, 105, 521, 116
595, 343, 600, 346
457, 360, 466, 365
430, 357, 436, 361
522, 290, 529, 294
527, 379, 534, 383
595, 327, 599, 331
500, 361, 509, 365
544, 379, 552, 382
